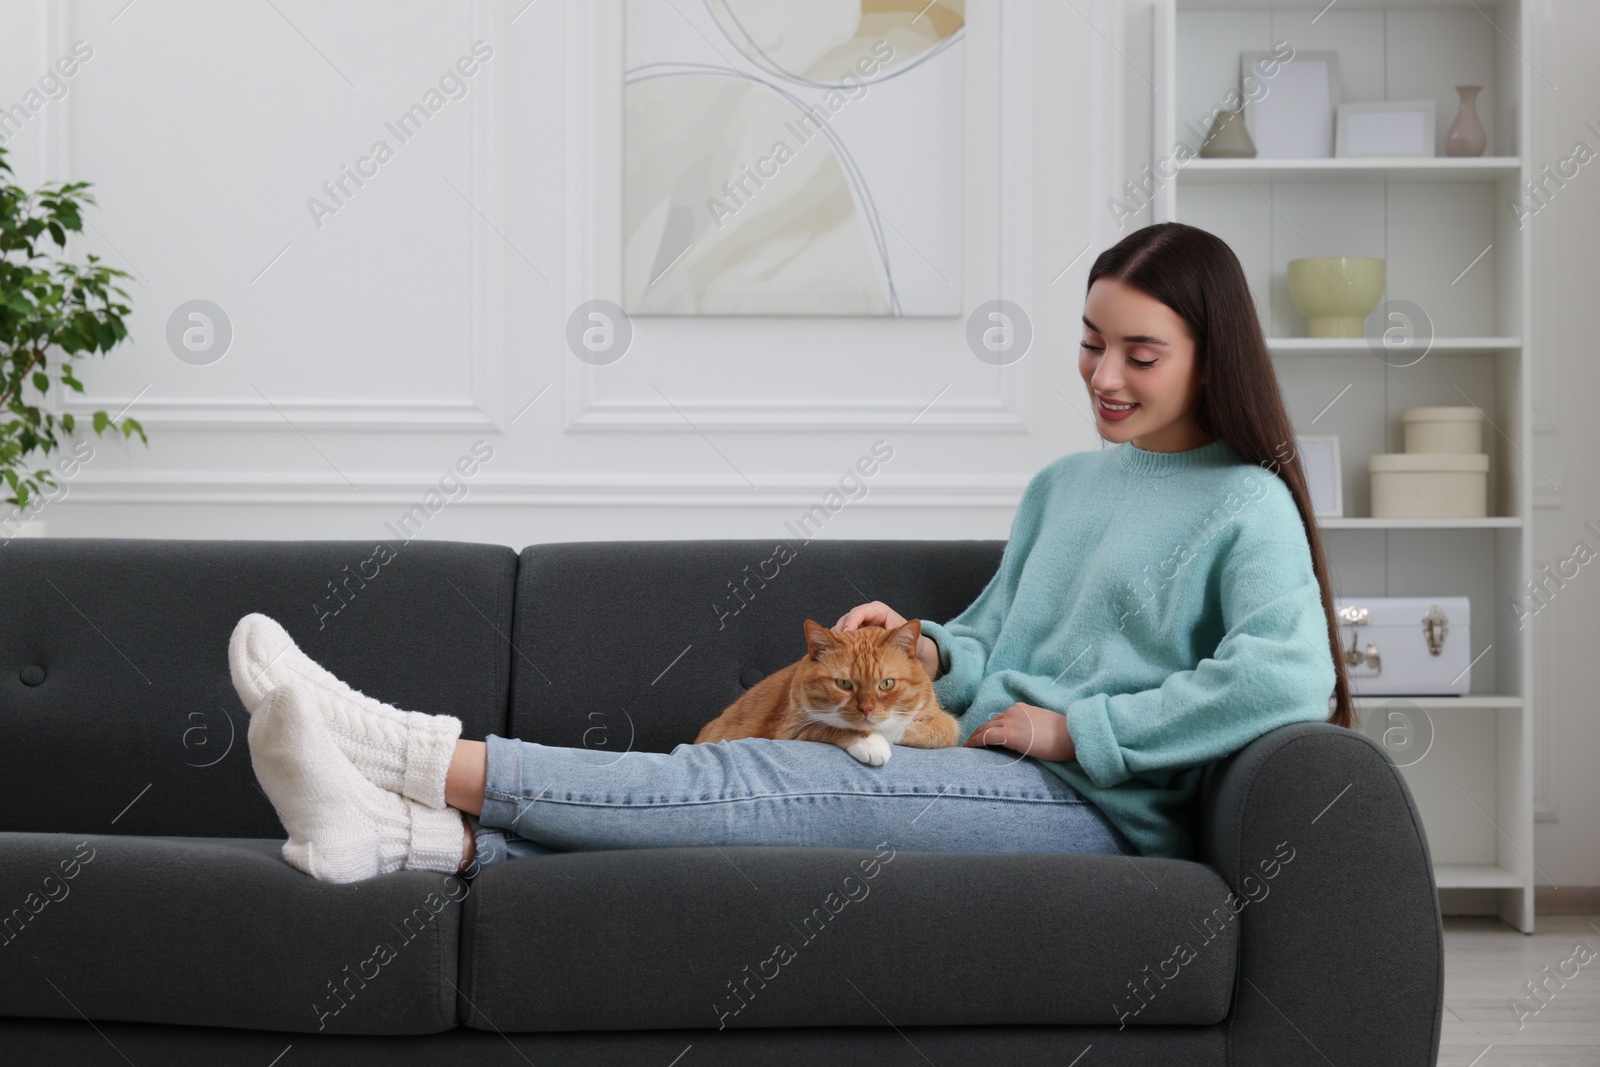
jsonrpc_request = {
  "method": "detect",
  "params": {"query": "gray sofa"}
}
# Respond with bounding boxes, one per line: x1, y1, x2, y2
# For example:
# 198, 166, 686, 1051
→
1, 537, 1444, 1064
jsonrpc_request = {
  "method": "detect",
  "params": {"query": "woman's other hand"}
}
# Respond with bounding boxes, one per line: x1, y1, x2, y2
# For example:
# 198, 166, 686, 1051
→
963, 702, 1076, 763
834, 601, 941, 681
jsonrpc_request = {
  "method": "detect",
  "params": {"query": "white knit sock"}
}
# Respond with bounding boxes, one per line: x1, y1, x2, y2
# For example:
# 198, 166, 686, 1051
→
248, 683, 468, 884
228, 612, 460, 810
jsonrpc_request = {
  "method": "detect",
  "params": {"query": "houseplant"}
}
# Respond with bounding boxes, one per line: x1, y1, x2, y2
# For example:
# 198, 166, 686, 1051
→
0, 141, 144, 516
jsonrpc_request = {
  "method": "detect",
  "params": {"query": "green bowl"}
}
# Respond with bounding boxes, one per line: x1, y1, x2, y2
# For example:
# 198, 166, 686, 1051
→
1288, 257, 1386, 338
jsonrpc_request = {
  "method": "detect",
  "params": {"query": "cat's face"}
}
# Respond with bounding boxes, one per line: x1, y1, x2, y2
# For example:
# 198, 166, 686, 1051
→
796, 619, 931, 731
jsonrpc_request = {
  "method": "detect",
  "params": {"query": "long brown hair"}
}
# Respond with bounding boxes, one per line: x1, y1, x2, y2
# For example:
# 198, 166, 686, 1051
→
1086, 221, 1356, 730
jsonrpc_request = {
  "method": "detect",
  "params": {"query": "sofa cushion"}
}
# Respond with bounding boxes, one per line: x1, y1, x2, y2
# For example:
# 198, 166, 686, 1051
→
507, 539, 1006, 752
0, 832, 467, 1034
0, 538, 517, 838
457, 845, 1238, 1031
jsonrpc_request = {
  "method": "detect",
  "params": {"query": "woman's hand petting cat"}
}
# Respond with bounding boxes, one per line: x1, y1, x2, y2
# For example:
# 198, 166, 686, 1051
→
834, 601, 943, 682
832, 600, 908, 633
962, 702, 1076, 763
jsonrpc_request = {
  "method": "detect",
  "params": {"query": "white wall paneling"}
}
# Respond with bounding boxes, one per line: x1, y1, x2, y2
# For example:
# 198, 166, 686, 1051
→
45, 0, 508, 434
562, 0, 1036, 434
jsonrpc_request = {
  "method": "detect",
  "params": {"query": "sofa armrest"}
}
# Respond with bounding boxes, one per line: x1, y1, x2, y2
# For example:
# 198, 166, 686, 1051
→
1195, 721, 1443, 1067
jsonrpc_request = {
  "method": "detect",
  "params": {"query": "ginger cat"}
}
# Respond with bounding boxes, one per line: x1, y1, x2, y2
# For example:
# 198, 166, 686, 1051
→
695, 618, 960, 766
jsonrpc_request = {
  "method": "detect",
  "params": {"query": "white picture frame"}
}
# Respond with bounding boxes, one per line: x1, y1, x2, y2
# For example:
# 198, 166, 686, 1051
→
1296, 436, 1344, 518
1240, 50, 1340, 158
1335, 100, 1438, 158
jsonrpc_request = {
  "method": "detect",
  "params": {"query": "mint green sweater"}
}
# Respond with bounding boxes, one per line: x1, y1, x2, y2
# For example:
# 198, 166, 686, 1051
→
918, 438, 1337, 861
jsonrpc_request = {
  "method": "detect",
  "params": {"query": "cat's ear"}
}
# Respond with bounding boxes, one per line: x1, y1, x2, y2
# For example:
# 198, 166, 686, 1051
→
884, 618, 922, 657
803, 618, 841, 659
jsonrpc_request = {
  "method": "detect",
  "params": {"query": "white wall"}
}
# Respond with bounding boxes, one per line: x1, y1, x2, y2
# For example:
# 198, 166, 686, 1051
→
1, 0, 1122, 548
3, 0, 1595, 887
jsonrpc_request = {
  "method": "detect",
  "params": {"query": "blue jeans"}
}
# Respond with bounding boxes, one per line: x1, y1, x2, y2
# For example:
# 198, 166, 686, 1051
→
463, 734, 1135, 874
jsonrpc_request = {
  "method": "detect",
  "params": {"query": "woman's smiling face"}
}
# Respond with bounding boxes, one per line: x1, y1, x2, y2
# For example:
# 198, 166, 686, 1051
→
1078, 276, 1212, 453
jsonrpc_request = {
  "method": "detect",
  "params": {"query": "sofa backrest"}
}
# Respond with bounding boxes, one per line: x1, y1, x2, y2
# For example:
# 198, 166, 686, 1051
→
0, 536, 1004, 838
0, 538, 517, 838
505, 538, 1005, 754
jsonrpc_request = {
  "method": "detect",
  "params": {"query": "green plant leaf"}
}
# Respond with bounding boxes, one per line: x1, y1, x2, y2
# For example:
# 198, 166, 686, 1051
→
92, 410, 109, 434
121, 416, 147, 445
31, 371, 48, 395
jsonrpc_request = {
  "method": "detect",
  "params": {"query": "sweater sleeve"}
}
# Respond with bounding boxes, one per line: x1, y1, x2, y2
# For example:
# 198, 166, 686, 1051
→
916, 463, 1054, 715
1062, 535, 1337, 788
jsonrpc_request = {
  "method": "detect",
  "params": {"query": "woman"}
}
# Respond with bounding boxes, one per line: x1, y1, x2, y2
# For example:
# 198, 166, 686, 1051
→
237, 221, 1355, 885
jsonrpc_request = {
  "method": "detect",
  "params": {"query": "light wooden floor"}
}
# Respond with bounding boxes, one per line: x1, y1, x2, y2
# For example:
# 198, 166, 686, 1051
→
1439, 914, 1600, 1066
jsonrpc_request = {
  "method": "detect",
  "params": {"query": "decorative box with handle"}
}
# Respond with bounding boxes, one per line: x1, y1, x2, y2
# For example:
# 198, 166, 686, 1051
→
1332, 596, 1473, 696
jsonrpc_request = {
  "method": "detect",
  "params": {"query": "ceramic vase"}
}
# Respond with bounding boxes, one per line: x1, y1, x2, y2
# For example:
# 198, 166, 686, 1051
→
1445, 85, 1487, 157
1200, 109, 1256, 158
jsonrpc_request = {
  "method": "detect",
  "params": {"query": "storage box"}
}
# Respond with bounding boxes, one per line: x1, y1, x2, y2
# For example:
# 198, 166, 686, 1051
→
1369, 452, 1488, 517
1402, 406, 1483, 454
1333, 595, 1471, 696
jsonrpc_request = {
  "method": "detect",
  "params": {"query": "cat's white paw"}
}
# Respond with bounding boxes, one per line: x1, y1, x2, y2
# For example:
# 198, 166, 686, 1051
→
846, 733, 893, 766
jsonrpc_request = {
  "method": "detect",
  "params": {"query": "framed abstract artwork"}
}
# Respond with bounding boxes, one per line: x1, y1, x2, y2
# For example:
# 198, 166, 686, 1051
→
622, 1, 966, 316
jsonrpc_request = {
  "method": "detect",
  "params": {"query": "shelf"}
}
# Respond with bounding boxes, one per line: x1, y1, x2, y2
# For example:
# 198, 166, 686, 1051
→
1317, 517, 1523, 530
1352, 694, 1524, 710
1161, 0, 1538, 932
1268, 338, 1520, 355
1435, 863, 1525, 890
1177, 158, 1521, 184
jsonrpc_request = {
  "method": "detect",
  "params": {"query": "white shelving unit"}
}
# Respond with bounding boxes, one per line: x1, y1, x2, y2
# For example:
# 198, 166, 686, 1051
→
1153, 0, 1537, 933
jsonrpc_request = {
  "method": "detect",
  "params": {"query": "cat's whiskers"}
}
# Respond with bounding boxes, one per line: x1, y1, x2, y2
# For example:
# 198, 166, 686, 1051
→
803, 702, 914, 744
803, 705, 863, 732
